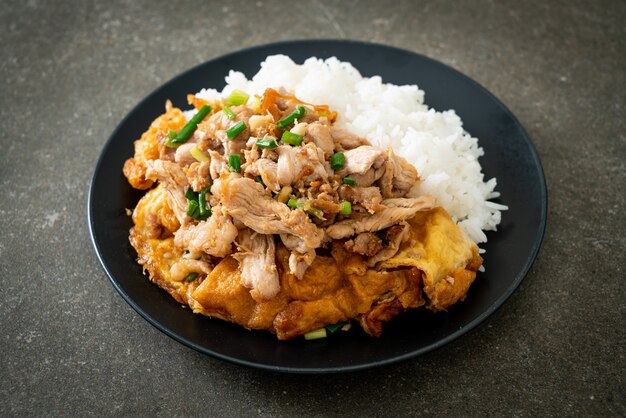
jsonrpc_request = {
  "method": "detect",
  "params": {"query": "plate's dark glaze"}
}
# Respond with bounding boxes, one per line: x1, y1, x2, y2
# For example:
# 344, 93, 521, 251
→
88, 40, 547, 373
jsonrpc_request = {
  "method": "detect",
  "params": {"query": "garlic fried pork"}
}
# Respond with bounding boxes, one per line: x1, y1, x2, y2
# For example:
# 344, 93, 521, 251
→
124, 88, 482, 339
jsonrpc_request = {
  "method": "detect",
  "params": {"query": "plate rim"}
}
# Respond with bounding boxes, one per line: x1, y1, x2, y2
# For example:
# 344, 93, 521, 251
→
88, 39, 547, 374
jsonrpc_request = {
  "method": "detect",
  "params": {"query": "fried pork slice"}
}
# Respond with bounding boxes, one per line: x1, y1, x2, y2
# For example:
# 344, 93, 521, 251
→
123, 100, 187, 189
305, 122, 335, 157
325, 196, 436, 239
233, 229, 280, 300
276, 144, 328, 187
185, 161, 211, 192
338, 185, 384, 213
145, 159, 190, 224
207, 150, 228, 180
379, 147, 420, 198
366, 222, 411, 267
279, 234, 317, 279
288, 249, 316, 280
219, 176, 324, 250
174, 206, 238, 258
197, 105, 254, 155
330, 127, 371, 151
244, 158, 281, 192
174, 143, 198, 166
337, 145, 386, 176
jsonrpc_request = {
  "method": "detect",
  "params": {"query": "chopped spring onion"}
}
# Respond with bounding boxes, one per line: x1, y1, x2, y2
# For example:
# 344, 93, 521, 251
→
166, 105, 212, 147
226, 121, 247, 140
185, 188, 210, 220
186, 199, 199, 218
276, 105, 306, 130
255, 176, 264, 186
222, 104, 235, 120
190, 105, 212, 124
190, 146, 210, 162
339, 201, 352, 215
225, 89, 249, 106
198, 187, 211, 218
255, 138, 278, 149
331, 152, 345, 170
185, 188, 197, 201
281, 131, 303, 146
168, 130, 176, 139
343, 177, 357, 186
287, 198, 298, 209
184, 272, 199, 282
325, 321, 348, 335
304, 328, 327, 340
228, 154, 241, 173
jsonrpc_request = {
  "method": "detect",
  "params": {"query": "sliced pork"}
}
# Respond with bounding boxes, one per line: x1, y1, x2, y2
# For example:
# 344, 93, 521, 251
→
234, 229, 280, 300
174, 206, 238, 257
220, 177, 324, 249
276, 144, 328, 187
337, 146, 386, 176
326, 196, 436, 239
244, 158, 281, 192
379, 148, 419, 198
306, 122, 335, 157
145, 160, 190, 224
366, 221, 411, 267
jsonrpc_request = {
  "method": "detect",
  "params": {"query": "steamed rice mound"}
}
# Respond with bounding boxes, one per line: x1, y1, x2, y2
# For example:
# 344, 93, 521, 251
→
192, 55, 507, 243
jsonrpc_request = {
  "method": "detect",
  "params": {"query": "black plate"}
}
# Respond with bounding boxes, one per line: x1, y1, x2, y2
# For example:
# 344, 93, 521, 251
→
88, 40, 547, 373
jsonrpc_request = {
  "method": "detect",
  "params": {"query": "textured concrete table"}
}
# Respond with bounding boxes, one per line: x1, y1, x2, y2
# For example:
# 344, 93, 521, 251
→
1, 0, 624, 416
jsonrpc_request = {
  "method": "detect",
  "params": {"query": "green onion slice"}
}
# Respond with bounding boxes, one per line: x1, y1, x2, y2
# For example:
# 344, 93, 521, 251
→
189, 105, 212, 124
226, 121, 247, 140
286, 198, 298, 209
304, 328, 327, 340
198, 187, 211, 218
331, 152, 345, 170
325, 321, 348, 335
255, 176, 265, 186
277, 106, 306, 130
190, 146, 210, 162
184, 272, 199, 282
166, 105, 212, 147
228, 154, 241, 173
225, 89, 249, 106
339, 201, 352, 215
255, 138, 278, 149
281, 131, 303, 146
185, 188, 197, 201
186, 200, 199, 218
222, 104, 235, 120
342, 177, 357, 186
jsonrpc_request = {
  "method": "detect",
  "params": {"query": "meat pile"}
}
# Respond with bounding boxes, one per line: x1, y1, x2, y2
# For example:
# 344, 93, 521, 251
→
124, 88, 436, 301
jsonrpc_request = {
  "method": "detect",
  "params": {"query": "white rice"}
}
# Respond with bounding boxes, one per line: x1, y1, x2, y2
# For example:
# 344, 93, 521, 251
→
189, 55, 507, 244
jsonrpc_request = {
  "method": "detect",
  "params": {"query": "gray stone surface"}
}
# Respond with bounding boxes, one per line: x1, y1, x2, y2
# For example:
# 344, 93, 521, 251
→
1, 0, 624, 416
